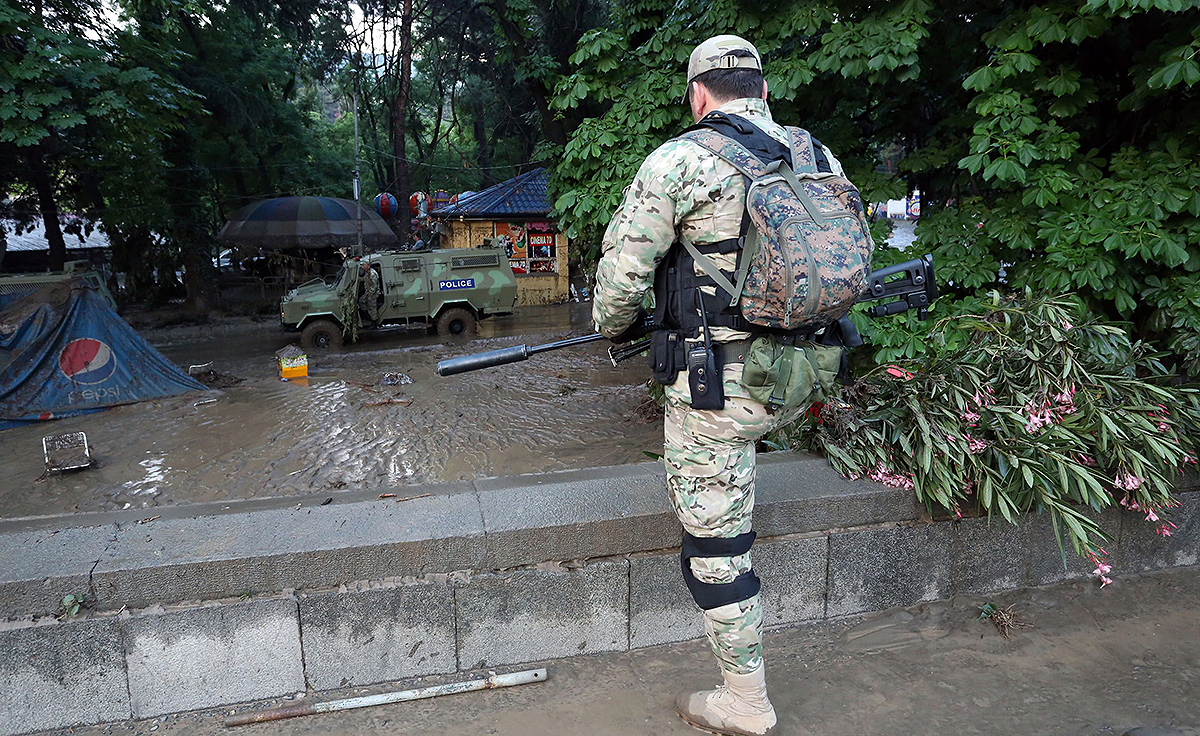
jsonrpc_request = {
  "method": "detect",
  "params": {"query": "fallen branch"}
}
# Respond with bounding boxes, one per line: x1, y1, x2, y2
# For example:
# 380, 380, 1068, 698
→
364, 398, 412, 407
396, 493, 431, 503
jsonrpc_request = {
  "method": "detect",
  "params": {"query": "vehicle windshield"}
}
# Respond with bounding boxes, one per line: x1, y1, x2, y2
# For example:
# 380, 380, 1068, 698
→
327, 263, 349, 287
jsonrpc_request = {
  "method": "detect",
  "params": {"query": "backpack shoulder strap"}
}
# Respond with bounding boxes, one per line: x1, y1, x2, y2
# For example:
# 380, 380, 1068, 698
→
787, 127, 833, 174
676, 128, 770, 179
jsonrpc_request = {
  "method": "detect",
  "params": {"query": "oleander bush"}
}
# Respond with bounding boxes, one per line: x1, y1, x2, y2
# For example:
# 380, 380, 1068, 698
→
768, 291, 1200, 575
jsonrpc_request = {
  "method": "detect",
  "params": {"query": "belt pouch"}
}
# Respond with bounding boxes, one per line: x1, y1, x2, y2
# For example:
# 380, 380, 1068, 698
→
650, 330, 680, 385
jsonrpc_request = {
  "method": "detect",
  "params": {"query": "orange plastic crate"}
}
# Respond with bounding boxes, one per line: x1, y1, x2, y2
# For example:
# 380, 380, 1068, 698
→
279, 355, 308, 379
280, 364, 307, 379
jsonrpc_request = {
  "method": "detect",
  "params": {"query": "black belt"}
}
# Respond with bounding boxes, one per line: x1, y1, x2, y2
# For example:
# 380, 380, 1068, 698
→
720, 338, 755, 365
717, 333, 819, 365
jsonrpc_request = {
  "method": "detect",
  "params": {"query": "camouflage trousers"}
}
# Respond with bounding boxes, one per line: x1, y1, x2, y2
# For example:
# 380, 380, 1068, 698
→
663, 361, 805, 675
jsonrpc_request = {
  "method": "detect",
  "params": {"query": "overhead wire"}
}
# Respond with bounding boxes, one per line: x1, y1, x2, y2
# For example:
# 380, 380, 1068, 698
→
356, 140, 547, 172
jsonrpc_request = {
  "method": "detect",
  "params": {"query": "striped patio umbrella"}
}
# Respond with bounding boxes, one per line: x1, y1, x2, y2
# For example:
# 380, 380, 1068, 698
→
217, 196, 398, 250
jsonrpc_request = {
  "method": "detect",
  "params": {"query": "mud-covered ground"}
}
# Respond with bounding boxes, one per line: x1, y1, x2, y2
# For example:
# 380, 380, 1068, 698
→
49, 568, 1200, 736
0, 303, 662, 519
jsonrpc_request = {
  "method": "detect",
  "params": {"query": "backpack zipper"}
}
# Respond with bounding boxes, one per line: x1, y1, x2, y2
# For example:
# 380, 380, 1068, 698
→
779, 216, 820, 325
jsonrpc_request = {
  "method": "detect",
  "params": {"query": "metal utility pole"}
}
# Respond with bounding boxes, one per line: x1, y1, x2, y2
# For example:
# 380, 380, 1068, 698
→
226, 668, 548, 726
353, 93, 364, 257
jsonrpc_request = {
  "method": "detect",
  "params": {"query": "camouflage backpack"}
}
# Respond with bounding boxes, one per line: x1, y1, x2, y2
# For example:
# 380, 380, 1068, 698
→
678, 123, 874, 331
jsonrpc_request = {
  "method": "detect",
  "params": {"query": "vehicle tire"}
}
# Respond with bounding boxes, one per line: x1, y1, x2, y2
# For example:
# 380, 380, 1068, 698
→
436, 307, 476, 338
301, 319, 344, 351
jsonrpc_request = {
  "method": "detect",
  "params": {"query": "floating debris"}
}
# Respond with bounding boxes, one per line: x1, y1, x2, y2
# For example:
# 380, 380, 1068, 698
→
43, 432, 92, 472
189, 366, 243, 389
380, 372, 413, 386
979, 602, 1032, 640
364, 398, 412, 407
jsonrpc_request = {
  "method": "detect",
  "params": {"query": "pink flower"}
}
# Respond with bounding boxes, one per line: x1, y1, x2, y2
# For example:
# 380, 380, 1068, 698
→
965, 434, 988, 454
972, 390, 997, 408
1024, 403, 1056, 434
1114, 473, 1144, 491
868, 464, 915, 490
1062, 320, 1073, 330
962, 410, 981, 424
1086, 549, 1115, 588
1077, 454, 1097, 466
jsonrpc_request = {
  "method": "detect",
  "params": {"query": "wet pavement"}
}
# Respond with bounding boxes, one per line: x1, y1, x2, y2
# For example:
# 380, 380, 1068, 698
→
47, 567, 1200, 736
0, 303, 662, 520
886, 218, 917, 250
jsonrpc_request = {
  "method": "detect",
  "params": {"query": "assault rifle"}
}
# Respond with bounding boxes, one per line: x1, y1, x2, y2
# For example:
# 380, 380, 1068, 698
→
436, 254, 938, 377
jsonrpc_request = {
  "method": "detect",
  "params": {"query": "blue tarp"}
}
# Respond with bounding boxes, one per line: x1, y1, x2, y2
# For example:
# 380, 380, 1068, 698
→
0, 282, 206, 429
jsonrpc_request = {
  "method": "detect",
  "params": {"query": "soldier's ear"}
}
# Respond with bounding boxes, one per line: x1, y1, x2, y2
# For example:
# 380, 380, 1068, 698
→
689, 82, 706, 122
761, 79, 768, 101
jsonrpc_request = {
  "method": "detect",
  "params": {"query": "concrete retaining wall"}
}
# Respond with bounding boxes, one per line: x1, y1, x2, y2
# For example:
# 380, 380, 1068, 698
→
1, 454, 1196, 735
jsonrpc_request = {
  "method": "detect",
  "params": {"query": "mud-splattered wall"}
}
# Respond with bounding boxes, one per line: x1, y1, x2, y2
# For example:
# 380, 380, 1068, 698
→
438, 219, 569, 306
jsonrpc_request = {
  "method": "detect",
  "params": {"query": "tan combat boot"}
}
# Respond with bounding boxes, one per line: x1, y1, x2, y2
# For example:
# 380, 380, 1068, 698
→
674, 666, 778, 735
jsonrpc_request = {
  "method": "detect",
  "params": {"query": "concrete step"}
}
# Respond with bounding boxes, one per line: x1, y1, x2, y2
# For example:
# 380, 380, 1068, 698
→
0, 453, 922, 618
28, 567, 1200, 736
0, 453, 1196, 735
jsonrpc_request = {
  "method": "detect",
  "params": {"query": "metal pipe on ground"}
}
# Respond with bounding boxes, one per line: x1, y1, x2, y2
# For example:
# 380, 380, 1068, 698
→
224, 668, 548, 726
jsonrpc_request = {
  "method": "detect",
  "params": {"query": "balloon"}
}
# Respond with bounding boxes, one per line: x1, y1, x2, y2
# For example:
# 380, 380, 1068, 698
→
410, 191, 429, 217
375, 192, 399, 220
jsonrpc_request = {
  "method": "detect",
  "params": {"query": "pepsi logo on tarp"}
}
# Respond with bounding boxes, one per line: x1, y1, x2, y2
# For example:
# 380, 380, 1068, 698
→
59, 339, 117, 384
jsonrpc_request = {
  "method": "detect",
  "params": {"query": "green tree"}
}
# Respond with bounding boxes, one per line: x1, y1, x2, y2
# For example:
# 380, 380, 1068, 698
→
120, 0, 353, 307
549, 0, 1200, 370
0, 1, 175, 272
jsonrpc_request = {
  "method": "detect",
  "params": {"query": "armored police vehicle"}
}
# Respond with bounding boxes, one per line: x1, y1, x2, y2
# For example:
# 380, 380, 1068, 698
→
280, 247, 518, 351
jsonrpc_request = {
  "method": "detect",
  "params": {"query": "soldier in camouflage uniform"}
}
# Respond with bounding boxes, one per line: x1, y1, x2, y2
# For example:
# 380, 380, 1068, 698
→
593, 35, 845, 736
357, 261, 381, 323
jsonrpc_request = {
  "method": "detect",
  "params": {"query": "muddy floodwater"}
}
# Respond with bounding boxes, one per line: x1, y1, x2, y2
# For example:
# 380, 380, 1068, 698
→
0, 303, 663, 519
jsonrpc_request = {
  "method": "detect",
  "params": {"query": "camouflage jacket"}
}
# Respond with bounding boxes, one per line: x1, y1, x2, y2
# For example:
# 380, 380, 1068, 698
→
592, 97, 843, 343
358, 267, 381, 307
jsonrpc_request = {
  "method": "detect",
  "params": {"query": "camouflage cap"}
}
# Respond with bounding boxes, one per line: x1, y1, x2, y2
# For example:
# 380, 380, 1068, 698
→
682, 35, 762, 103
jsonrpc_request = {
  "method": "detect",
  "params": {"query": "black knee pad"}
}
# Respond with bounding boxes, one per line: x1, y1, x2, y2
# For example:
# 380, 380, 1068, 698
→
680, 530, 760, 610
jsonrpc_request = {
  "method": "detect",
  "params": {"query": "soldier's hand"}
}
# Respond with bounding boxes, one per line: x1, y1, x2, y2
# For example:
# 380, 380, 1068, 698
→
609, 309, 651, 344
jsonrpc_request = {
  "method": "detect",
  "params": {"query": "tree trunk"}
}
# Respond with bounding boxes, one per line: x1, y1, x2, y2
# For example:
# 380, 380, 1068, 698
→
473, 94, 495, 187
485, 0, 570, 147
30, 144, 67, 271
390, 0, 414, 238
164, 132, 219, 312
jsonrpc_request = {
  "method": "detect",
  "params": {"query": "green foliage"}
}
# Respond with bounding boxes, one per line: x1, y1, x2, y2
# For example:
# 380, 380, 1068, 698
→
549, 0, 1200, 369
772, 292, 1200, 561
57, 593, 86, 620
0, 5, 165, 148
1, 1, 355, 303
